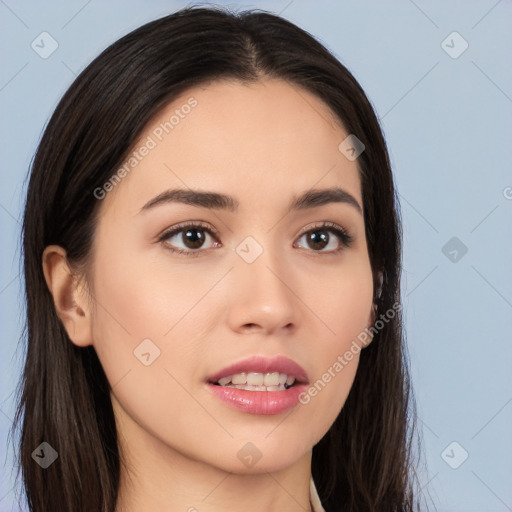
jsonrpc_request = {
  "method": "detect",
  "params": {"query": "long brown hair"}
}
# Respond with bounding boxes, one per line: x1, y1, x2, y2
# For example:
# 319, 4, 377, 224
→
12, 6, 424, 511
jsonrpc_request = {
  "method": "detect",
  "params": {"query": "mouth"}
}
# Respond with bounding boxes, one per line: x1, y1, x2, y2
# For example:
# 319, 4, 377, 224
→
208, 371, 299, 391
207, 355, 309, 391
205, 356, 309, 415
205, 354, 309, 391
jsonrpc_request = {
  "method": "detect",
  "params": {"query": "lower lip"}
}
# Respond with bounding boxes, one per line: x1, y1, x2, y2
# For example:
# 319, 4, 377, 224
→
206, 383, 307, 415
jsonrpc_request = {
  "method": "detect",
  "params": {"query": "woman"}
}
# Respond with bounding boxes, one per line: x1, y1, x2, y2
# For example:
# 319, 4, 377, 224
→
12, 6, 422, 511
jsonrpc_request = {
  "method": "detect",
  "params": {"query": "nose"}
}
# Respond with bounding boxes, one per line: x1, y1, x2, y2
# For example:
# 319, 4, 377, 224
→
225, 246, 301, 336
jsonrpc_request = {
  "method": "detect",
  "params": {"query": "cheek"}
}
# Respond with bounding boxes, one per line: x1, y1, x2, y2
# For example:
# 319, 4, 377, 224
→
89, 252, 218, 450
295, 258, 373, 436
90, 235, 219, 338
88, 243, 227, 390
310, 256, 374, 341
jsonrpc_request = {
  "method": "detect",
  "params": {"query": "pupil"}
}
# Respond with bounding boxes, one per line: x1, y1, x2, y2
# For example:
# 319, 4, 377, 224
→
184, 229, 204, 249
309, 231, 328, 250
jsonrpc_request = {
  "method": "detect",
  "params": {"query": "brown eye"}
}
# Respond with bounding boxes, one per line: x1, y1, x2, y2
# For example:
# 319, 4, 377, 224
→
158, 223, 220, 256
178, 228, 207, 249
304, 230, 330, 251
295, 223, 353, 253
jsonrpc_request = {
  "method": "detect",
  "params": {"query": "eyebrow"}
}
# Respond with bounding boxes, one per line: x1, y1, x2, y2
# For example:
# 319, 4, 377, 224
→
140, 186, 362, 215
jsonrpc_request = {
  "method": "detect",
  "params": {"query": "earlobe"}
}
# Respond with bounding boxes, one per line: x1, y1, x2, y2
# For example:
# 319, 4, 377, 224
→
42, 245, 93, 347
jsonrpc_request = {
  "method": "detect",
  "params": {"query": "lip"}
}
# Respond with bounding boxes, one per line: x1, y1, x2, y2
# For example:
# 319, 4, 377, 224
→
206, 382, 308, 415
206, 355, 309, 385
205, 355, 309, 415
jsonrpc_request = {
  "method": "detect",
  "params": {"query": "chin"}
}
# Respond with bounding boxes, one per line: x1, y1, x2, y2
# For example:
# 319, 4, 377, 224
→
204, 434, 314, 474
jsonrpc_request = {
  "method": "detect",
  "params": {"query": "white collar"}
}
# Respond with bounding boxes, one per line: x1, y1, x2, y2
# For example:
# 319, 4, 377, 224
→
310, 476, 326, 512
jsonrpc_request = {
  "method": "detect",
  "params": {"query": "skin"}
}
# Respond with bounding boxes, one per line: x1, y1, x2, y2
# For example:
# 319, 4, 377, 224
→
43, 79, 376, 512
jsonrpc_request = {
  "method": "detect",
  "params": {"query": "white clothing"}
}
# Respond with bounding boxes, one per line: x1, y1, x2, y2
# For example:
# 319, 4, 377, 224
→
310, 476, 326, 512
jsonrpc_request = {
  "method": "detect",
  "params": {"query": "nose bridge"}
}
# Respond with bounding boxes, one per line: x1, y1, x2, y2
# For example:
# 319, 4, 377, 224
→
235, 233, 289, 290
228, 233, 299, 332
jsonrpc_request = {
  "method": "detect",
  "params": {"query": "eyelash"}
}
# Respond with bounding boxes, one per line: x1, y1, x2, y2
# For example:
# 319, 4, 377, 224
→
157, 221, 353, 257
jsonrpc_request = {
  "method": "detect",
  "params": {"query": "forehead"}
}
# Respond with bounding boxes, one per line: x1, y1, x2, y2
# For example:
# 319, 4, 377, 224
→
101, 79, 362, 215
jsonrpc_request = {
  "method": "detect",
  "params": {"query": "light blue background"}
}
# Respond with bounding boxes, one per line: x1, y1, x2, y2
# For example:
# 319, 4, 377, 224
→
1, 1, 511, 511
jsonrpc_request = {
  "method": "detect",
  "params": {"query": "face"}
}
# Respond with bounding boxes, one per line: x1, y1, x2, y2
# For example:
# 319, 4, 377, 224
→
82, 79, 374, 474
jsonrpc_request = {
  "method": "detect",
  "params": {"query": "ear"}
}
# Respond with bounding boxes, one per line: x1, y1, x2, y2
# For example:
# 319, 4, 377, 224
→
42, 245, 93, 347
363, 270, 384, 348
374, 270, 383, 302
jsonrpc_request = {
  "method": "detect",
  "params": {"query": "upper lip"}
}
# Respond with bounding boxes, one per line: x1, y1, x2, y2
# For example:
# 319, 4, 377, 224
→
207, 355, 309, 384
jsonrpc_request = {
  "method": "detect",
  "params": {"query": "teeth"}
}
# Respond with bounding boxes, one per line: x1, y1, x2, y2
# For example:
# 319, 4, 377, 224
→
247, 373, 264, 386
231, 373, 247, 385
218, 376, 231, 386
264, 372, 280, 386
224, 383, 288, 391
215, 372, 296, 388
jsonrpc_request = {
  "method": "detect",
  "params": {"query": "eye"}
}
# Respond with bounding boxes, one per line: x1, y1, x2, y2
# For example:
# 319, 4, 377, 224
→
157, 222, 220, 257
157, 220, 353, 257
294, 222, 353, 254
